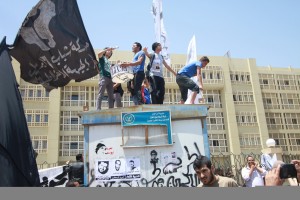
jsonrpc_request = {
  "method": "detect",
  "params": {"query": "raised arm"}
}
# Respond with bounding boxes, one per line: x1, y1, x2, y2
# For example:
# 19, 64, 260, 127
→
143, 47, 151, 59
120, 54, 145, 68
97, 47, 114, 59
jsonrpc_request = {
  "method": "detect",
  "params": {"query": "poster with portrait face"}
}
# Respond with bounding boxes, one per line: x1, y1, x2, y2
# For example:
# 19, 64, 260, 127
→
95, 160, 111, 181
125, 158, 141, 180
110, 159, 126, 180
94, 158, 141, 182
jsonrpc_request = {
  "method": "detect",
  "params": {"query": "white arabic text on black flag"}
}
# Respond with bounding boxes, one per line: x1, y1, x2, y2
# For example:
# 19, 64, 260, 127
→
10, 0, 97, 91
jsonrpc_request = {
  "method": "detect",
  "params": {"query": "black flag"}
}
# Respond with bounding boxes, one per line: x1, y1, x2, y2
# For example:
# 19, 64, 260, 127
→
10, 0, 97, 91
0, 37, 40, 186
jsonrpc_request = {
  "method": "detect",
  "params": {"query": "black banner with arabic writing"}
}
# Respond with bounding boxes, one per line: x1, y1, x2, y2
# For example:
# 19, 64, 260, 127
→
10, 0, 97, 91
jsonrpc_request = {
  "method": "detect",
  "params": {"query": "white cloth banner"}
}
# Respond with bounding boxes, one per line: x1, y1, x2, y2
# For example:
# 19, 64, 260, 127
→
152, 0, 171, 65
39, 165, 69, 187
186, 35, 197, 65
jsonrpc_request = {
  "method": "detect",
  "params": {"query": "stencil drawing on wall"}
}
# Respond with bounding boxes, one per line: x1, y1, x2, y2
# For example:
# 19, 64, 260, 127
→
161, 152, 180, 174
95, 142, 114, 155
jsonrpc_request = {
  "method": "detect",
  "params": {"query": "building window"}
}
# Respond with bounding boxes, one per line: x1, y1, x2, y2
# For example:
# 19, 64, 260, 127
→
288, 99, 293, 105
233, 95, 237, 101
284, 80, 289, 85
35, 115, 41, 122
207, 112, 225, 130
210, 118, 216, 124
212, 140, 219, 146
207, 97, 214, 103
241, 75, 244, 81
270, 118, 276, 124
203, 90, 222, 108
70, 142, 78, 149
37, 90, 42, 97
19, 85, 50, 101
71, 95, 79, 101
292, 119, 297, 124
71, 117, 79, 124
246, 75, 250, 81
284, 113, 300, 129
236, 112, 258, 126
31, 136, 47, 154
287, 133, 300, 151
266, 113, 283, 130
59, 135, 84, 156
233, 91, 254, 105
27, 114, 32, 123
29, 90, 34, 97
240, 134, 261, 149
262, 93, 280, 109
25, 110, 49, 127
209, 133, 228, 153
44, 114, 48, 123
269, 133, 288, 151
61, 86, 89, 107
60, 111, 83, 131
263, 79, 268, 84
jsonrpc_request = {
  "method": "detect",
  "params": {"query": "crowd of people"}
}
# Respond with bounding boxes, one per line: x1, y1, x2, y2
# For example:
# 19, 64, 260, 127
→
194, 155, 300, 187
63, 154, 300, 187
94, 42, 210, 110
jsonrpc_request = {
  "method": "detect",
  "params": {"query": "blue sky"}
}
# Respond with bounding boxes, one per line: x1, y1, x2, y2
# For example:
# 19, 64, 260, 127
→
0, 0, 299, 68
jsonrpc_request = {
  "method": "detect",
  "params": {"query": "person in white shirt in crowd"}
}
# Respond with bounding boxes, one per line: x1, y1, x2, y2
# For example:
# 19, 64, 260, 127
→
242, 155, 266, 187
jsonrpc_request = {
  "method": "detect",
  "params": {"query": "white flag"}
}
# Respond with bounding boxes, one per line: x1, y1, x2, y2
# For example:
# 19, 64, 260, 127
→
186, 35, 197, 65
152, 0, 171, 65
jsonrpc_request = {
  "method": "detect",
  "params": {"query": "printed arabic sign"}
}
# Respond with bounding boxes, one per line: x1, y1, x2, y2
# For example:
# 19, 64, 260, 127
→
121, 110, 172, 144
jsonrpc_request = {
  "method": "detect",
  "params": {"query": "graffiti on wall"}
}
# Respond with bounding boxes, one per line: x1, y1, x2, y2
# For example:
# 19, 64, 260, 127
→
92, 142, 202, 187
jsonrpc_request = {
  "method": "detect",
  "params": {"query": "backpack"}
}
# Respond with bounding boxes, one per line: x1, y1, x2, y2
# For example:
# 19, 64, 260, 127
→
145, 54, 156, 77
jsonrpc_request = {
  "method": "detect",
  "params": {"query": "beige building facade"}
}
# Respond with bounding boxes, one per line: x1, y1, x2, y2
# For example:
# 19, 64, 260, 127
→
12, 50, 300, 166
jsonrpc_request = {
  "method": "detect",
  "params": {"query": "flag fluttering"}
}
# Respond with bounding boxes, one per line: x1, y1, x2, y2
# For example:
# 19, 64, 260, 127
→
152, 0, 171, 64
10, 0, 97, 91
186, 35, 197, 65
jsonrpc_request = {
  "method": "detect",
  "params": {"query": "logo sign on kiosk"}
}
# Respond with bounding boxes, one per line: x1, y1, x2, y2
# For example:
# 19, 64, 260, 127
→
121, 110, 172, 144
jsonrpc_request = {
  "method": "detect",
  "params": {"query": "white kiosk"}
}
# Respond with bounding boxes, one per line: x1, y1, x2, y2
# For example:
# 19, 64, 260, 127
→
79, 105, 210, 187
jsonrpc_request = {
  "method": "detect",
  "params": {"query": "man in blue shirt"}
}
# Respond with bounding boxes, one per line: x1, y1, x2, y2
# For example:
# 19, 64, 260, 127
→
120, 42, 146, 105
176, 56, 210, 104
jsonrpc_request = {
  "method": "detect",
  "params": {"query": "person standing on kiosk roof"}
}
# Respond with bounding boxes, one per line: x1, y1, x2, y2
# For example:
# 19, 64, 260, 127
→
176, 56, 209, 104
143, 42, 176, 104
96, 47, 117, 110
120, 42, 146, 105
